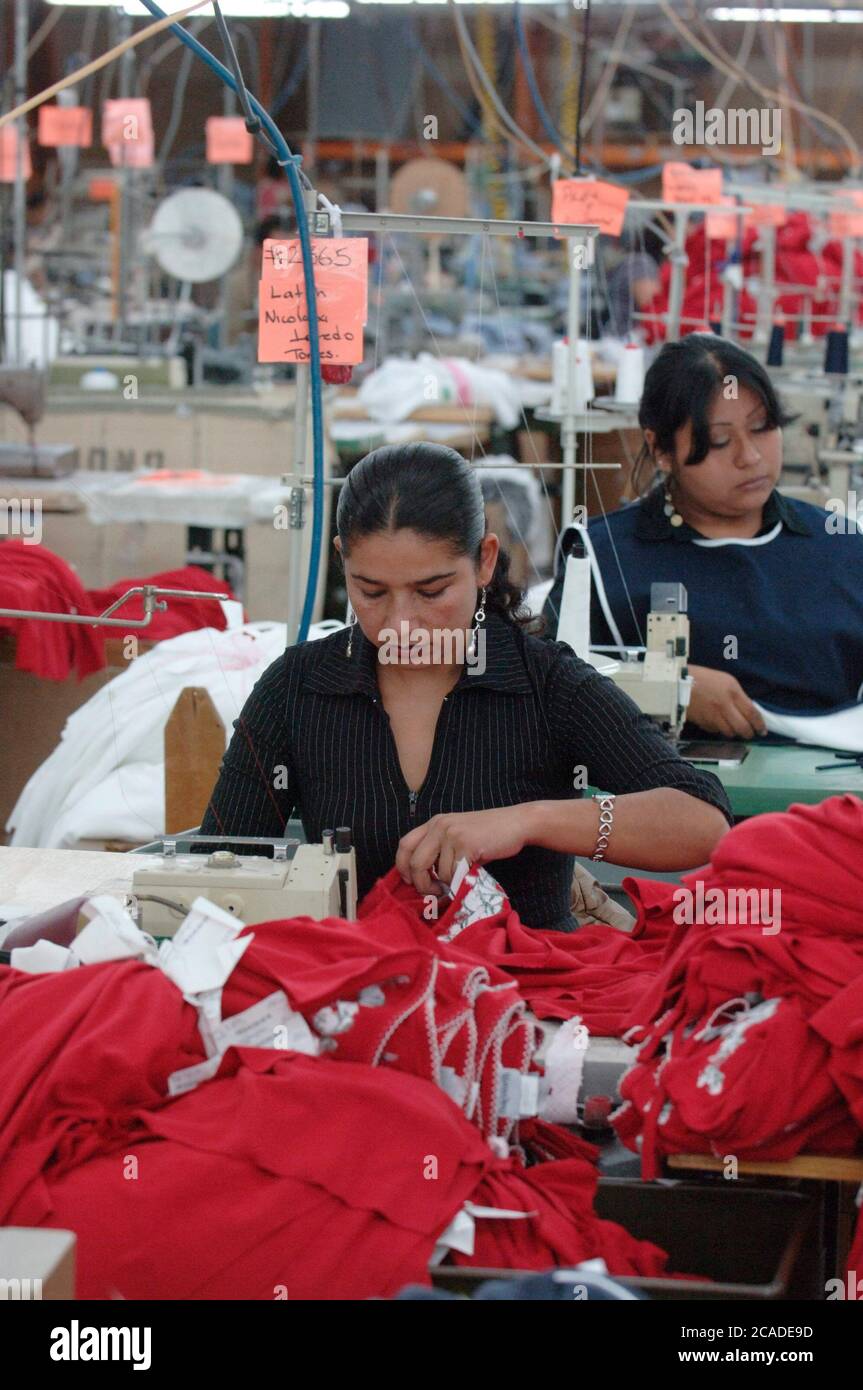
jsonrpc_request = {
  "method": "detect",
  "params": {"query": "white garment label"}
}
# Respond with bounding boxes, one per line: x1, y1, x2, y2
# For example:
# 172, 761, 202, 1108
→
210, 990, 319, 1057
158, 897, 251, 995
167, 1053, 224, 1097
440, 1066, 468, 1108
72, 896, 157, 966
10, 940, 75, 973
498, 1067, 539, 1119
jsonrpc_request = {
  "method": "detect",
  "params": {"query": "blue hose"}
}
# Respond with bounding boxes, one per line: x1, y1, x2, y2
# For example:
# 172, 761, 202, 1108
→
135, 1, 325, 644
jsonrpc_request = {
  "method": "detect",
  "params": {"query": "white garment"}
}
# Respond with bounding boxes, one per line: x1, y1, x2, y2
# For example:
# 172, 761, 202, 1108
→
7, 620, 341, 850
754, 700, 863, 755
357, 353, 547, 430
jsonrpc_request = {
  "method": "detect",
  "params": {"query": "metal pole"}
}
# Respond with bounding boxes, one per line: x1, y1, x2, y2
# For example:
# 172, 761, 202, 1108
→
117, 9, 134, 339
12, 0, 28, 365
754, 223, 776, 346
285, 184, 318, 647
216, 82, 237, 350
839, 234, 855, 327
561, 238, 581, 529
665, 210, 689, 343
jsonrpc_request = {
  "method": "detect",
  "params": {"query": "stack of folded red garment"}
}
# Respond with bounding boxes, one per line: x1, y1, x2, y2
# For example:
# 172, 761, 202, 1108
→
0, 542, 235, 679
610, 795, 863, 1181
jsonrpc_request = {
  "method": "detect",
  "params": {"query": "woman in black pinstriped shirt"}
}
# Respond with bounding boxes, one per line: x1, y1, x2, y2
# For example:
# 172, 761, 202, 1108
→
199, 444, 732, 932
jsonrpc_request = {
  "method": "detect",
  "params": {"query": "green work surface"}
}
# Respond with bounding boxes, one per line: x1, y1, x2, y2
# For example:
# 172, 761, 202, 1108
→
694, 741, 863, 818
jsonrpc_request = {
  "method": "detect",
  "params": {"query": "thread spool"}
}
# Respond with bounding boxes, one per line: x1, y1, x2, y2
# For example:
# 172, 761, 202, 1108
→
825, 323, 849, 375
614, 343, 645, 405
767, 318, 785, 367
551, 338, 594, 415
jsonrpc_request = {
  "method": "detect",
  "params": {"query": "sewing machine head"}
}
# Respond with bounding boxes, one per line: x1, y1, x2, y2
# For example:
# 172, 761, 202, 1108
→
130, 832, 358, 937
0, 368, 46, 435
610, 583, 692, 739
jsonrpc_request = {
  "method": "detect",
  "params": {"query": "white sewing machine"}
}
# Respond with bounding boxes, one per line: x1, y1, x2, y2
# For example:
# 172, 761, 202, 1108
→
131, 831, 357, 937
610, 583, 693, 738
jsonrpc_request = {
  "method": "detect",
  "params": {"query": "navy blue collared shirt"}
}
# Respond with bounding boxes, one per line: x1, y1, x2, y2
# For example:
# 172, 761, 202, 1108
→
544, 485, 863, 715
199, 610, 731, 931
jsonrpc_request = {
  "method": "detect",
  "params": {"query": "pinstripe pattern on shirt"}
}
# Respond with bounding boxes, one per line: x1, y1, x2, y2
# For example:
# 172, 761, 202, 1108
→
199, 610, 732, 931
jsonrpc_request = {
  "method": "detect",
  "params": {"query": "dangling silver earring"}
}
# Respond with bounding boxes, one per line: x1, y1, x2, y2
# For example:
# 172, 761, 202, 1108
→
663, 478, 684, 528
468, 587, 487, 661
345, 610, 357, 658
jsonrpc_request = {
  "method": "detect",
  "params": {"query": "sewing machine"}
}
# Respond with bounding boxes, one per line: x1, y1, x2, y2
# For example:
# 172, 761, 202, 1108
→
0, 367, 77, 478
609, 584, 693, 739
130, 831, 358, 937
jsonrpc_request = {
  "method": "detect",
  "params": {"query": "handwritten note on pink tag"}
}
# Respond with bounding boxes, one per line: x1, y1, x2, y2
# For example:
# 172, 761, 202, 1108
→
744, 203, 788, 230
551, 179, 629, 237
206, 116, 253, 165
662, 163, 723, 205
258, 238, 369, 366
38, 106, 92, 148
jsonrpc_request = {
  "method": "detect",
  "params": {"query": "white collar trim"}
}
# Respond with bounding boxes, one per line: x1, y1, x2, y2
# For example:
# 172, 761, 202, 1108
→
692, 521, 784, 549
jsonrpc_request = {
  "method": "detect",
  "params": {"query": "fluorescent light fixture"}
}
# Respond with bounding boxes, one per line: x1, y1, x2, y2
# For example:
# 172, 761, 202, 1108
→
709, 6, 863, 19
46, 1, 349, 16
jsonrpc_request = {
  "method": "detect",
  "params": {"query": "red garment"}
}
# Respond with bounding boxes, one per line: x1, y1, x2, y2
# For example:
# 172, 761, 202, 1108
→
0, 543, 236, 680
0, 950, 670, 1297
360, 863, 671, 1036
0, 541, 104, 679
612, 796, 863, 1178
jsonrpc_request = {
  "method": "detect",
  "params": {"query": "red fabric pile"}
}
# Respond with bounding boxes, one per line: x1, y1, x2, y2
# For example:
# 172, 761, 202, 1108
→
611, 795, 863, 1180
647, 213, 863, 342
360, 860, 672, 1037
0, 542, 235, 679
0, 913, 671, 1298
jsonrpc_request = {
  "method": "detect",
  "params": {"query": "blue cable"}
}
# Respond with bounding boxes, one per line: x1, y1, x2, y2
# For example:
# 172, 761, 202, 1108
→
135, 1, 325, 645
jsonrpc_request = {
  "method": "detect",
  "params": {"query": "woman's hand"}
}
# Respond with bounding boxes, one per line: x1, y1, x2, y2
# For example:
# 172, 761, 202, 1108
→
395, 806, 529, 897
687, 665, 768, 740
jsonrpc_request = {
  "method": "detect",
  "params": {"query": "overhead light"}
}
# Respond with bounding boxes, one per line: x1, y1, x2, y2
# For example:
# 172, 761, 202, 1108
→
709, 6, 863, 19
46, 1, 350, 16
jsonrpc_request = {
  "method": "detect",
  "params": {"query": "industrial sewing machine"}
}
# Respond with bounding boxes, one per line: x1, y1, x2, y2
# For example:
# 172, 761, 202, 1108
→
130, 831, 358, 938
609, 583, 693, 739
0, 366, 77, 478
557, 538, 692, 739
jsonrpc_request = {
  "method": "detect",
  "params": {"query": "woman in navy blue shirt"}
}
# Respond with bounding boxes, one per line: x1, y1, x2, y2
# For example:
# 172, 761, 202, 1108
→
544, 334, 863, 739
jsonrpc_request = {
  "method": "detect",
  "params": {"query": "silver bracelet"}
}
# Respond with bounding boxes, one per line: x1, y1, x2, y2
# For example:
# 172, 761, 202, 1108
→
592, 793, 616, 861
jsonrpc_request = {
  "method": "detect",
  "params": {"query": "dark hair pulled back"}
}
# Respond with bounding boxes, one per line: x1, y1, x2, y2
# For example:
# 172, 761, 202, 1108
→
336, 443, 533, 627
632, 333, 795, 494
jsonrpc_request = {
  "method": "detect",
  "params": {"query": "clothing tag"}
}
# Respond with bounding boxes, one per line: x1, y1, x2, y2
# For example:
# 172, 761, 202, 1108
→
466, 1080, 481, 1119
193, 987, 224, 1059
440, 1066, 468, 1108
167, 1052, 224, 1097
430, 1206, 476, 1264
72, 896, 157, 966
449, 858, 471, 897
158, 899, 252, 995
211, 990, 319, 1057
463, 1202, 535, 1221
10, 940, 75, 974
520, 1073, 540, 1117
499, 1067, 524, 1118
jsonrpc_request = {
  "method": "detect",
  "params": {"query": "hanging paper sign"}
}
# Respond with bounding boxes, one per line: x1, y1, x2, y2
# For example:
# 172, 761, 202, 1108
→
829, 191, 863, 238
743, 203, 788, 231
206, 116, 253, 165
101, 98, 153, 147
38, 105, 93, 148
705, 197, 739, 240
551, 179, 629, 237
258, 238, 369, 365
107, 132, 154, 169
662, 163, 723, 205
0, 127, 32, 182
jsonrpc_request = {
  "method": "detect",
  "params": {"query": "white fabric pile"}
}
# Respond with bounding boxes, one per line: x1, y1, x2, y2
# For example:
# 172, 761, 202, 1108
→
7, 619, 343, 850
357, 353, 551, 430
